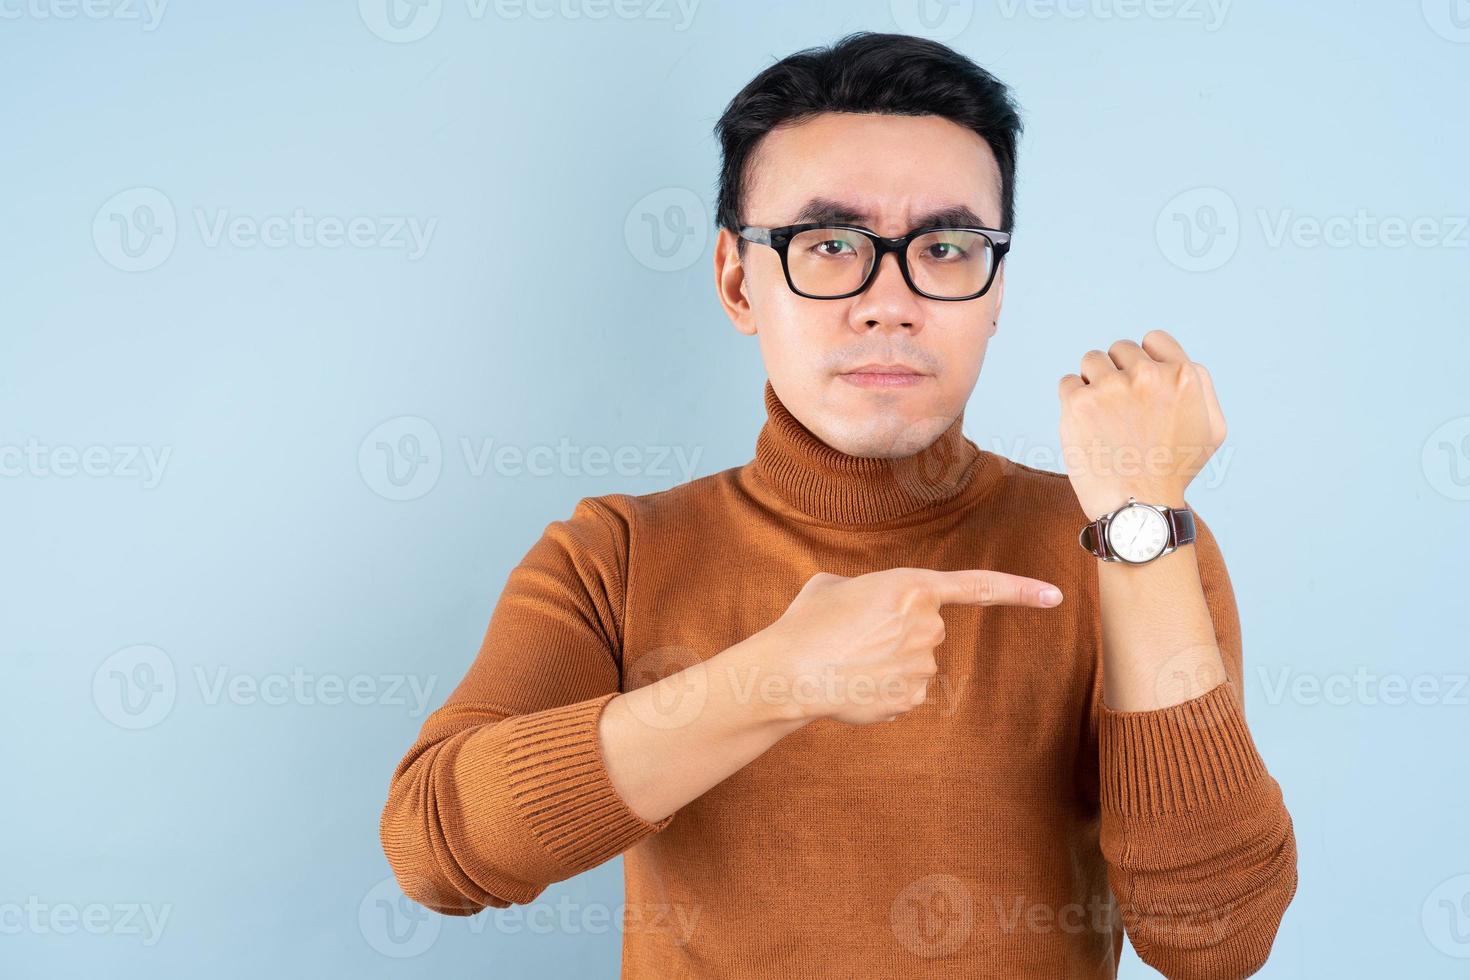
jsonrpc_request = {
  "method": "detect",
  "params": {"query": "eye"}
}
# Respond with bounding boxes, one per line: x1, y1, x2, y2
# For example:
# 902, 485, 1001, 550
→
923, 241, 968, 261
811, 238, 857, 257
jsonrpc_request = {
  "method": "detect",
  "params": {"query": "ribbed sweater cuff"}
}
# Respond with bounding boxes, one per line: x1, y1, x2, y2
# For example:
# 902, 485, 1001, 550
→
446, 693, 674, 903
1098, 680, 1269, 818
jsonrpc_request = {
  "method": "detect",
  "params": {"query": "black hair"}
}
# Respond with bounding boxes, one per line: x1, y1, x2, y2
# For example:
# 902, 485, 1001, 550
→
713, 31, 1023, 252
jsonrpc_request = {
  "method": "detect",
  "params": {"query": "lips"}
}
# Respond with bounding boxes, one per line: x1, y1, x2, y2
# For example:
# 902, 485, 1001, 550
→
842, 363, 923, 375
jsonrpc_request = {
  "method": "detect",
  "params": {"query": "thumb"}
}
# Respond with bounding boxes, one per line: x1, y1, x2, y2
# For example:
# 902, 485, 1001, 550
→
918, 568, 1064, 608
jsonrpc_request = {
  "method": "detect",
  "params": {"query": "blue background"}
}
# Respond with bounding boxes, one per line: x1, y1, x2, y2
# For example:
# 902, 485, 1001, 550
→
3, 1, 1468, 976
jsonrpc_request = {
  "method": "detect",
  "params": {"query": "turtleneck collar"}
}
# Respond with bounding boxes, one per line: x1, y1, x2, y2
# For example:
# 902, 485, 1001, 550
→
750, 378, 1001, 526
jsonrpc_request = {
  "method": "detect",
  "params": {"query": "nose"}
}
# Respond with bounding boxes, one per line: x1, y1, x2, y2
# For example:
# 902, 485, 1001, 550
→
849, 249, 923, 335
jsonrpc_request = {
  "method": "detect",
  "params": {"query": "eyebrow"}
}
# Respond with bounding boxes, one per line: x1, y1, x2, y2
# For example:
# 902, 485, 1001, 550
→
788, 197, 992, 231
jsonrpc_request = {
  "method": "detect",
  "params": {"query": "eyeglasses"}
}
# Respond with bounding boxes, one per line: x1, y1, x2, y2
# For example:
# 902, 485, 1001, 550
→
737, 222, 1011, 301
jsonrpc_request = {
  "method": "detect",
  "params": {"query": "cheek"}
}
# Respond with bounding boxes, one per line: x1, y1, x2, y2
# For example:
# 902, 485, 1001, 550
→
937, 306, 996, 358
748, 277, 833, 353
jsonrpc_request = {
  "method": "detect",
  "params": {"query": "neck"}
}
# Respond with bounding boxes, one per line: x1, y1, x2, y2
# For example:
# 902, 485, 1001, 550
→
751, 379, 996, 526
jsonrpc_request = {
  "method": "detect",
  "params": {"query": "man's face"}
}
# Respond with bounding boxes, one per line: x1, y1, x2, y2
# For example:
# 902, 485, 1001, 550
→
715, 112, 1006, 458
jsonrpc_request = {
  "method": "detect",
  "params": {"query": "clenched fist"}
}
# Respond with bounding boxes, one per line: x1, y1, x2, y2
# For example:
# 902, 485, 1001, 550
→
752, 567, 1064, 725
1058, 329, 1227, 519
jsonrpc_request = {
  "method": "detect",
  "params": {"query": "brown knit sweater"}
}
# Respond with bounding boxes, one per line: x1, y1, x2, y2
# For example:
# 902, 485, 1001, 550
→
379, 379, 1298, 978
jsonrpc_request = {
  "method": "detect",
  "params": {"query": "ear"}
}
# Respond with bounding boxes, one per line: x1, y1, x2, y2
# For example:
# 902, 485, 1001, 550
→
714, 227, 758, 336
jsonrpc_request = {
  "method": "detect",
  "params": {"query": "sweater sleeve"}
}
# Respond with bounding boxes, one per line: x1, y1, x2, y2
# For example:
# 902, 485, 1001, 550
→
378, 495, 674, 916
1093, 509, 1298, 980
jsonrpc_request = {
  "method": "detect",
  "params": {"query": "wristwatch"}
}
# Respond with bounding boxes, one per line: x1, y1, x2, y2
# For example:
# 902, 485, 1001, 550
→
1078, 496, 1196, 565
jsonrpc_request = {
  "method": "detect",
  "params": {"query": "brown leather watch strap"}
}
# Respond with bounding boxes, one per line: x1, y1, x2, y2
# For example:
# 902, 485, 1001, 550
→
1078, 519, 1106, 558
1167, 507, 1197, 548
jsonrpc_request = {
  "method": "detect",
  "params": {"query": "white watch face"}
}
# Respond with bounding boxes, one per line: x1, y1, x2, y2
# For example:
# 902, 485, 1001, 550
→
1105, 504, 1170, 562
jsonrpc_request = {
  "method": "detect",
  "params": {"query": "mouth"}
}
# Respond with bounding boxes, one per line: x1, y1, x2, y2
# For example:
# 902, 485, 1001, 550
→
838, 363, 928, 389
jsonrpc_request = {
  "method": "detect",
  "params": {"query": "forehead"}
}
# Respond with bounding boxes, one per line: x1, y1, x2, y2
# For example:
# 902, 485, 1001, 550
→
744, 112, 1003, 233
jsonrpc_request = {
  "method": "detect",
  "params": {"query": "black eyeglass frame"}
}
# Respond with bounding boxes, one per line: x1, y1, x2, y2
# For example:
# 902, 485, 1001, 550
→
737, 222, 1012, 302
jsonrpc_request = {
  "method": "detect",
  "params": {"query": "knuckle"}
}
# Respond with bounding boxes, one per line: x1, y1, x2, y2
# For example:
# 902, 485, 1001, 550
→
915, 619, 946, 648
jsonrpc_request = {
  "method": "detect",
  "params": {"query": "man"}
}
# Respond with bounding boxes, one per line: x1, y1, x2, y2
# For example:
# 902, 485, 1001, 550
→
380, 31, 1297, 978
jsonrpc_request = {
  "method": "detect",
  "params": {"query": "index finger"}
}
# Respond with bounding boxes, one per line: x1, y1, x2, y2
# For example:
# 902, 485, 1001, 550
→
914, 568, 1064, 608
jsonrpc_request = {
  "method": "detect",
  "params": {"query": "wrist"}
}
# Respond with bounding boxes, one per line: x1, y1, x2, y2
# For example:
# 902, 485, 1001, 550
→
713, 631, 815, 731
1081, 485, 1188, 517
